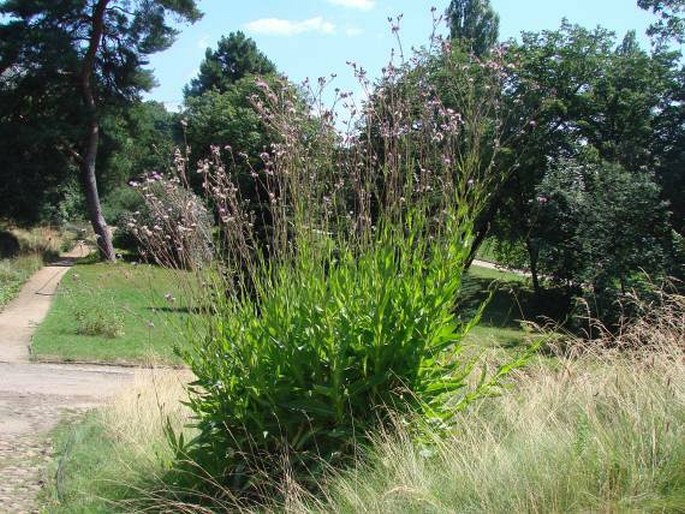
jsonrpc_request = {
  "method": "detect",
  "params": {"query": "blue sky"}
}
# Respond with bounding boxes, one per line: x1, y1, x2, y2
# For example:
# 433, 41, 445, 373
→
143, 0, 660, 111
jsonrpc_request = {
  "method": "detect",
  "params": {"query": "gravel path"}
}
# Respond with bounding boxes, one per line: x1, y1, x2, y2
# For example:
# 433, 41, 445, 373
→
0, 248, 135, 513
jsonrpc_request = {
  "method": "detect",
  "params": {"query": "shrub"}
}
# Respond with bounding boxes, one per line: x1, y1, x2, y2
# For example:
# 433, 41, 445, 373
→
174, 36, 536, 499
102, 186, 147, 252
53, 177, 87, 226
64, 280, 126, 339
128, 168, 214, 270
72, 302, 125, 339
532, 158, 671, 332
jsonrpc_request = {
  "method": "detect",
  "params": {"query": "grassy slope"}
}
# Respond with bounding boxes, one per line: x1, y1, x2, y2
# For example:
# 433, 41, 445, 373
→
0, 254, 44, 309
31, 262, 192, 365
461, 264, 534, 349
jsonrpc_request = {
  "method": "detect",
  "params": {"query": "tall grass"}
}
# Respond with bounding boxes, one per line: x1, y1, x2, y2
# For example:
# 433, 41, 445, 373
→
287, 335, 684, 512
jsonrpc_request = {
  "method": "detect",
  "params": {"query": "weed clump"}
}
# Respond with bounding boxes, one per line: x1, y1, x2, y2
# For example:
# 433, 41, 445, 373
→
128, 170, 214, 270
72, 303, 125, 339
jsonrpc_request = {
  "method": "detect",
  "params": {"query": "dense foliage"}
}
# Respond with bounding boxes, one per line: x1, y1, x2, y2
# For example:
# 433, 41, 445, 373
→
184, 31, 277, 98
0, 0, 200, 258
530, 159, 671, 330
476, 15, 684, 324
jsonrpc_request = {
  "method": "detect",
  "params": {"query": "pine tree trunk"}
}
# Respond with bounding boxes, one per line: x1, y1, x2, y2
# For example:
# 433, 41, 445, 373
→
80, 0, 115, 262
80, 121, 115, 261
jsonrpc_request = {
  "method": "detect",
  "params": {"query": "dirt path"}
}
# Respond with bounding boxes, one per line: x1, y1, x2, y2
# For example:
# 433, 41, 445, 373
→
471, 258, 530, 277
0, 247, 135, 513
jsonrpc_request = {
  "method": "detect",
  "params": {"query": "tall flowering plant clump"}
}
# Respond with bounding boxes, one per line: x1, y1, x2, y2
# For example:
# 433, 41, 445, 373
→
177, 21, 534, 497
128, 155, 214, 271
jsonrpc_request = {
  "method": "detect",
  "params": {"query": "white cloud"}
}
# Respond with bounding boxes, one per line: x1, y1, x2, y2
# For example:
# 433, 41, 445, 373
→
244, 16, 335, 36
345, 27, 364, 37
328, 0, 375, 10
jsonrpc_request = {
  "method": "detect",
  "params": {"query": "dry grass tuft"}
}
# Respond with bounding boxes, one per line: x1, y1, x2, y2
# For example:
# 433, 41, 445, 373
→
284, 296, 685, 513
103, 369, 194, 450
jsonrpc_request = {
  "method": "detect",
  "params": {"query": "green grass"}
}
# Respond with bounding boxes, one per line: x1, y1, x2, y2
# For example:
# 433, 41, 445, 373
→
29, 260, 535, 365
43, 412, 122, 513
41, 371, 192, 513
0, 254, 44, 309
29, 258, 536, 364
461, 264, 534, 349
31, 262, 193, 365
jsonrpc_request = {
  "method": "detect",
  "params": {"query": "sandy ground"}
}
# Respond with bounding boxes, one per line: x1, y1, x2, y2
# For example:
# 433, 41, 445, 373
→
0, 247, 135, 513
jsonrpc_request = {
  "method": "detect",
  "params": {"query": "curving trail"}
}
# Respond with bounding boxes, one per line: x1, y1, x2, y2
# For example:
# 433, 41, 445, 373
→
0, 247, 135, 512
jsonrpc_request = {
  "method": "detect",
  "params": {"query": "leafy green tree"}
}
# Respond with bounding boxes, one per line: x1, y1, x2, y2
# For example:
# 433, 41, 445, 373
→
180, 33, 291, 253
99, 100, 177, 194
469, 22, 615, 277
638, 0, 685, 46
0, 64, 75, 223
184, 78, 270, 167
184, 31, 276, 98
0, 0, 201, 260
636, 1, 685, 235
581, 31, 680, 171
446, 0, 500, 56
651, 70, 685, 236
533, 158, 671, 328
182, 33, 281, 189
485, 22, 682, 287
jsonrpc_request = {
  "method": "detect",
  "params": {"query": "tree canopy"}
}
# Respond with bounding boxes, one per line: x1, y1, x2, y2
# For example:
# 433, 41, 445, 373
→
184, 31, 276, 98
446, 0, 500, 56
0, 0, 201, 259
475, 17, 683, 322
638, 0, 685, 46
